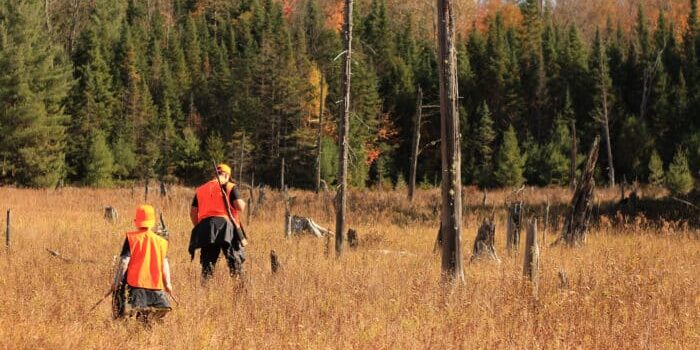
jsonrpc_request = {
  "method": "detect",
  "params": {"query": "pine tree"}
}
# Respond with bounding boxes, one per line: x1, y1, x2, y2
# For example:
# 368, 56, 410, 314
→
84, 131, 114, 187
666, 148, 694, 195
494, 125, 525, 187
474, 102, 496, 186
0, 0, 72, 187
648, 148, 665, 186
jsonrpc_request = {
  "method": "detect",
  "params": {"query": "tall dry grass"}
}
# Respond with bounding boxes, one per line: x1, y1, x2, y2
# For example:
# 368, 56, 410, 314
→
0, 186, 697, 349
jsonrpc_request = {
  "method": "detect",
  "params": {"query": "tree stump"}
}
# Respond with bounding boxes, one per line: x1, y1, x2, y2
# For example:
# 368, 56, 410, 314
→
561, 136, 600, 246
558, 269, 569, 289
470, 218, 499, 262
506, 202, 523, 255
270, 250, 281, 274
347, 229, 358, 248
523, 219, 540, 297
104, 206, 118, 223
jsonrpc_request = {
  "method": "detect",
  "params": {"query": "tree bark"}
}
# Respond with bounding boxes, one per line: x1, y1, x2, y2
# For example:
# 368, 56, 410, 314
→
315, 74, 325, 194
470, 218, 499, 262
336, 0, 353, 257
408, 87, 423, 202
570, 120, 577, 190
601, 88, 615, 187
280, 157, 285, 190
437, 0, 464, 283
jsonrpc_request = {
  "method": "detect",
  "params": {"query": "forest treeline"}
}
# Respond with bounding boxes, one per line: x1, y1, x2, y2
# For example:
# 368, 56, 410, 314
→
0, 0, 697, 194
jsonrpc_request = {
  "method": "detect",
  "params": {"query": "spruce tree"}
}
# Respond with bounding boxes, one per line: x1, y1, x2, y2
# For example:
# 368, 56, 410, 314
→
474, 102, 496, 186
648, 148, 665, 186
494, 125, 525, 187
666, 148, 694, 195
84, 131, 114, 187
0, 0, 72, 187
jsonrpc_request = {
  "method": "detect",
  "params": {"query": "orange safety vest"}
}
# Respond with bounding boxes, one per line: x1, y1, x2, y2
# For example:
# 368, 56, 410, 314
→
126, 229, 168, 290
195, 180, 240, 224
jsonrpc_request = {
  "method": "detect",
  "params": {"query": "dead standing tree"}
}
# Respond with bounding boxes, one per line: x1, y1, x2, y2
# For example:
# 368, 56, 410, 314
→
315, 74, 325, 194
408, 87, 423, 202
523, 219, 540, 297
437, 0, 464, 283
506, 201, 523, 256
559, 136, 600, 246
335, 0, 353, 257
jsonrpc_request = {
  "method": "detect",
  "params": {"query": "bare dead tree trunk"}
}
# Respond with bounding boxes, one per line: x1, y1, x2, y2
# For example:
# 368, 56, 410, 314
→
506, 202, 523, 256
408, 87, 423, 202
570, 120, 577, 190
561, 136, 600, 246
280, 157, 285, 190
5, 209, 11, 249
239, 132, 245, 183
315, 74, 325, 194
523, 219, 540, 297
336, 0, 353, 257
284, 187, 291, 238
437, 0, 464, 283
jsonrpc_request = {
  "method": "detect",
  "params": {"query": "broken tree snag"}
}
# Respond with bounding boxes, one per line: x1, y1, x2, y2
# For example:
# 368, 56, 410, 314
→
5, 209, 10, 249
437, 0, 464, 283
523, 219, 540, 297
506, 202, 523, 255
408, 86, 423, 202
561, 136, 600, 246
558, 269, 569, 289
347, 229, 358, 248
336, 0, 353, 257
284, 187, 292, 238
159, 181, 167, 198
470, 218, 499, 262
270, 250, 281, 274
104, 206, 118, 223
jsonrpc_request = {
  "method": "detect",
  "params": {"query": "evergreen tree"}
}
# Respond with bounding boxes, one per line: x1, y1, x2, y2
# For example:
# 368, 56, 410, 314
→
0, 0, 72, 187
666, 148, 694, 195
648, 148, 665, 186
84, 131, 114, 187
474, 102, 496, 186
494, 125, 525, 187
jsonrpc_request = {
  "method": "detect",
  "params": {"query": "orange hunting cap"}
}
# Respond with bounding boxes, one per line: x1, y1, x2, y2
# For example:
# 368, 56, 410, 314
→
216, 163, 231, 175
133, 204, 156, 229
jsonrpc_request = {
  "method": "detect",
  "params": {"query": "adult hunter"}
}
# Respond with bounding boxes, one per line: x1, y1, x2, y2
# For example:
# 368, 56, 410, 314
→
111, 204, 173, 322
188, 163, 247, 280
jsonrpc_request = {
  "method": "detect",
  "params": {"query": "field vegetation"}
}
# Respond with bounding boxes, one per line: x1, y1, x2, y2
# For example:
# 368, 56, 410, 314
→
0, 186, 697, 349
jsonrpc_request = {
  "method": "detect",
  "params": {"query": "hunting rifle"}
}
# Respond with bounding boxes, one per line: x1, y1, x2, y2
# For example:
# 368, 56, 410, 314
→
212, 160, 248, 246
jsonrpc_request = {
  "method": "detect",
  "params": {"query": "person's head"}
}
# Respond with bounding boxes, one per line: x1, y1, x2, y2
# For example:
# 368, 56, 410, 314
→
216, 163, 231, 183
133, 204, 156, 229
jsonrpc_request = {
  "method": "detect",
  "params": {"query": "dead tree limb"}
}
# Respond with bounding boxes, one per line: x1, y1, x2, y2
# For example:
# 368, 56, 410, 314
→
408, 87, 423, 202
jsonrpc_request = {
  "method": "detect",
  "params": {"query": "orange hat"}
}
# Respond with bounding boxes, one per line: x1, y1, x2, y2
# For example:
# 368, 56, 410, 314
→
134, 204, 155, 228
216, 163, 231, 175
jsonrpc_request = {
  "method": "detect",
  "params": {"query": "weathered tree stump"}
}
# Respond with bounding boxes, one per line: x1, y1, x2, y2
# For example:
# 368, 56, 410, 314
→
270, 250, 281, 274
558, 269, 569, 289
347, 229, 358, 248
506, 202, 523, 255
560, 136, 600, 246
104, 206, 118, 223
290, 216, 331, 237
523, 219, 540, 297
470, 218, 499, 262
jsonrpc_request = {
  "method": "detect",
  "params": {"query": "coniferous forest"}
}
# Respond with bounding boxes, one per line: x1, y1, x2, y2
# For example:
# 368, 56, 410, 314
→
0, 0, 697, 192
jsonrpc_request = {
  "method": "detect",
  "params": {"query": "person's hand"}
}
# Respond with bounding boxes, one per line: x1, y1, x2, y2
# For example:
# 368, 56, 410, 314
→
164, 283, 173, 295
240, 238, 248, 247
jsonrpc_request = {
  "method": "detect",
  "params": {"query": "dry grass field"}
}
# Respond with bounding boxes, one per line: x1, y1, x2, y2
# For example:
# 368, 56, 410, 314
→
0, 185, 698, 349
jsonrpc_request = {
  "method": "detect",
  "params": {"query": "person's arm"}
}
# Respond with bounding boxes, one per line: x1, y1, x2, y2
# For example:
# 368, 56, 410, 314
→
230, 186, 246, 212
162, 257, 172, 294
190, 195, 199, 225
234, 199, 246, 212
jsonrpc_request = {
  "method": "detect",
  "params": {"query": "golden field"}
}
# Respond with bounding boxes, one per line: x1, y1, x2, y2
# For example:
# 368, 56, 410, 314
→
0, 185, 698, 349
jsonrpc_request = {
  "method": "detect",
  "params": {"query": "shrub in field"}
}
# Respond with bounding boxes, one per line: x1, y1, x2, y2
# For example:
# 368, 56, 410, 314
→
84, 131, 114, 187
666, 148, 694, 195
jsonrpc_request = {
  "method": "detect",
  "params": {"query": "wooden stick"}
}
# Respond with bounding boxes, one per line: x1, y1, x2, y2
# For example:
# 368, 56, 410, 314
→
5, 209, 10, 249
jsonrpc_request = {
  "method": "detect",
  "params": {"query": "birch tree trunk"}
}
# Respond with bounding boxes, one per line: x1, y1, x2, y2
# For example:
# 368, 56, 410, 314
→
437, 0, 464, 283
408, 87, 422, 202
601, 81, 615, 187
335, 0, 353, 257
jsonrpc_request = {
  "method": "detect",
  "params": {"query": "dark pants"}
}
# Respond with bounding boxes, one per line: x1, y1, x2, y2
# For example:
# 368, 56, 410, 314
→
200, 244, 245, 279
